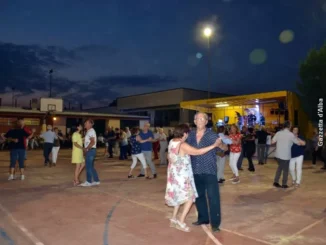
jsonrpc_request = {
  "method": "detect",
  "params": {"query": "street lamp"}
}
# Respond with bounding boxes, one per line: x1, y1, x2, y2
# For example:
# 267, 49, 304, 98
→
204, 27, 212, 38
203, 27, 212, 99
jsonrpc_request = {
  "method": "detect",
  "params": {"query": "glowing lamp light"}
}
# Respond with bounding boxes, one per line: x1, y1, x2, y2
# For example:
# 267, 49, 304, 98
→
203, 27, 212, 37
215, 103, 229, 108
53, 117, 57, 121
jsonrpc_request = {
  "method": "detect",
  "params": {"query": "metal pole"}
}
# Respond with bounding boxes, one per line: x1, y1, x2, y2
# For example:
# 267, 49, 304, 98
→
49, 73, 52, 98
207, 37, 212, 99
49, 69, 53, 98
12, 87, 15, 107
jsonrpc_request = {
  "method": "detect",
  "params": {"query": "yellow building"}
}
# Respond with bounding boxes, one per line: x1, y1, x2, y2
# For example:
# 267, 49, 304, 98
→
180, 90, 313, 138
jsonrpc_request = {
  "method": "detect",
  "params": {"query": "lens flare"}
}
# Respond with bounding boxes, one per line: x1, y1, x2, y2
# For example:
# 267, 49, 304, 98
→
249, 49, 267, 65
279, 30, 294, 44
196, 52, 203, 59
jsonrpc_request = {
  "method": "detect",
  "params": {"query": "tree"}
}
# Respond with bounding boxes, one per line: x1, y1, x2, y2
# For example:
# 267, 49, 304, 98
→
297, 43, 326, 123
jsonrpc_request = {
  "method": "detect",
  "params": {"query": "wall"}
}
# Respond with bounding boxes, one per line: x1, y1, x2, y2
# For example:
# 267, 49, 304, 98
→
117, 89, 184, 109
182, 90, 229, 101
107, 119, 120, 129
53, 116, 66, 135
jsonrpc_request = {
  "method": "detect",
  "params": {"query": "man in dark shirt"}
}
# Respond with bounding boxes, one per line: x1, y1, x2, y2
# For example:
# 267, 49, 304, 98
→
256, 127, 269, 165
1, 119, 33, 180
107, 127, 116, 158
19, 118, 32, 161
237, 126, 248, 170
186, 112, 228, 232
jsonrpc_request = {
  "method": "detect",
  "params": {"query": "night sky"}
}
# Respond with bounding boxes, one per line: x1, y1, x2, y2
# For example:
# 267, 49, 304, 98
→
0, 0, 325, 108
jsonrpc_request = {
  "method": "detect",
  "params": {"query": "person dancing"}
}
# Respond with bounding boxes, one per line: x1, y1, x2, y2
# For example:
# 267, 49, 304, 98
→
228, 124, 242, 184
72, 123, 85, 186
165, 124, 222, 232
128, 127, 151, 179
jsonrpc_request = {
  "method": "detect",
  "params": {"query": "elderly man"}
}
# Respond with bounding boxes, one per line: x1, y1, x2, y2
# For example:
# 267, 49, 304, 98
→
272, 121, 305, 188
80, 119, 100, 187
137, 122, 157, 178
186, 112, 228, 232
40, 125, 57, 167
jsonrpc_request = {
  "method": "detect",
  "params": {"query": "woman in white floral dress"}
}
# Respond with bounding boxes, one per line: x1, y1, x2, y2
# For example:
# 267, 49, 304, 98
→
165, 124, 222, 232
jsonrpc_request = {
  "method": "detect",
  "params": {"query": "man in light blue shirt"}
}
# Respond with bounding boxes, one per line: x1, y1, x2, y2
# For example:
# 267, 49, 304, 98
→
137, 122, 157, 178
40, 125, 57, 167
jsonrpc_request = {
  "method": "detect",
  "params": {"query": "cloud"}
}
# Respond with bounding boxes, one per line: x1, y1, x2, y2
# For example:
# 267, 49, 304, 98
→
93, 75, 175, 87
0, 42, 178, 108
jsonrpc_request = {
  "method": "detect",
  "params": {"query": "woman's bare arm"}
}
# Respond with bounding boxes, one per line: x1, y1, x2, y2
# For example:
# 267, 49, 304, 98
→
181, 139, 222, 156
73, 142, 83, 149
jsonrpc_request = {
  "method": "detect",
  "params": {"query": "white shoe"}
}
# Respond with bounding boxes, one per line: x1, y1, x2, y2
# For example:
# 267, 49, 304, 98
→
8, 175, 14, 181
92, 181, 100, 186
79, 181, 92, 187
21, 175, 25, 180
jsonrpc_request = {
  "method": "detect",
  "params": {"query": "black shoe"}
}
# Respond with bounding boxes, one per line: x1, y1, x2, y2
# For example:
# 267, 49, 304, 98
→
153, 174, 157, 179
321, 166, 326, 170
238, 168, 243, 171
137, 174, 145, 178
212, 226, 221, 232
192, 221, 209, 226
273, 182, 281, 188
218, 179, 224, 184
281, 185, 289, 188
220, 178, 225, 182
248, 168, 255, 172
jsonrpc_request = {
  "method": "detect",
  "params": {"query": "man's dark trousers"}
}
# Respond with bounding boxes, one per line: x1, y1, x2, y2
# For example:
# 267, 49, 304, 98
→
194, 174, 221, 228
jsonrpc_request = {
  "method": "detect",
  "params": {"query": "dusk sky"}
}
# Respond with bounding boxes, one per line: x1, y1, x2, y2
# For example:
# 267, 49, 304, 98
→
1, 0, 325, 108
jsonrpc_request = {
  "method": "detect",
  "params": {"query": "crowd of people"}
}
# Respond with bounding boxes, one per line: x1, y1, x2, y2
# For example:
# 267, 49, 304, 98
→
1, 114, 326, 234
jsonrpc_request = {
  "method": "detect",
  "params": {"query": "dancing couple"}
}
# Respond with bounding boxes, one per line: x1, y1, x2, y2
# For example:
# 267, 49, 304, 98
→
165, 112, 228, 232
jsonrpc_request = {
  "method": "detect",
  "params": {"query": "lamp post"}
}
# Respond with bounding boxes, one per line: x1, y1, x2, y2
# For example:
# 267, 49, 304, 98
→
11, 87, 15, 107
203, 27, 212, 99
49, 69, 53, 98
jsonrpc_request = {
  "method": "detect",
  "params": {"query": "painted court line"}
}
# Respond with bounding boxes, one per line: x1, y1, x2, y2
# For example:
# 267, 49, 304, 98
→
201, 225, 223, 245
221, 228, 274, 245
274, 218, 325, 245
0, 228, 15, 245
94, 188, 272, 245
0, 203, 44, 245
103, 199, 122, 245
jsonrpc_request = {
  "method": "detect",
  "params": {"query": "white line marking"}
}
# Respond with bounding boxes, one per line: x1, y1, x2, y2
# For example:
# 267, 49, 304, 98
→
0, 203, 44, 245
222, 228, 274, 245
94, 188, 272, 245
201, 225, 223, 245
274, 218, 325, 245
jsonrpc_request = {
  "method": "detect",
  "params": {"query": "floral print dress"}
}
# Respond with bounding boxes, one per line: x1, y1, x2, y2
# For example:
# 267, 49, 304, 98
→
165, 140, 198, 207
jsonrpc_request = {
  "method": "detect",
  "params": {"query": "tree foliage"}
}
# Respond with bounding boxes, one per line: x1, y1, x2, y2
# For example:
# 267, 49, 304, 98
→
297, 43, 326, 122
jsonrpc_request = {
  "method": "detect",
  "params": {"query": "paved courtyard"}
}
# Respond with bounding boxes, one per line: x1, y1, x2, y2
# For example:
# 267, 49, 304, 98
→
0, 149, 325, 245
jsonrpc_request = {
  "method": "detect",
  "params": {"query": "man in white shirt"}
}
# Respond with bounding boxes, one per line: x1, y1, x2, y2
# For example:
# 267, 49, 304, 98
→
272, 121, 305, 188
80, 119, 100, 187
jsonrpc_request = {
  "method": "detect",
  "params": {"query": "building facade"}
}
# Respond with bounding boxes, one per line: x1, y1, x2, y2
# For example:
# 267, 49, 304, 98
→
90, 88, 229, 127
0, 107, 149, 135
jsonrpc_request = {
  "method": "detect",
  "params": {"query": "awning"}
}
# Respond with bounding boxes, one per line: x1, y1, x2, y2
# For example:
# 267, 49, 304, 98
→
180, 91, 288, 112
